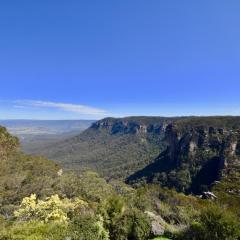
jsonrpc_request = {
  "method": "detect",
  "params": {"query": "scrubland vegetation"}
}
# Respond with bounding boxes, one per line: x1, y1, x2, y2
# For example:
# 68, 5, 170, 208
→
0, 122, 239, 239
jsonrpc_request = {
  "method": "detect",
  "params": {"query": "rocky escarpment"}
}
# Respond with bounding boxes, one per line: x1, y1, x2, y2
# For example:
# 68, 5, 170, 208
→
127, 122, 240, 194
90, 117, 175, 135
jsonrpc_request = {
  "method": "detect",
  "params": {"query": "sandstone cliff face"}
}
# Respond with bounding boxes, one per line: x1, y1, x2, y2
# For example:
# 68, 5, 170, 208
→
91, 117, 167, 135
165, 124, 240, 166
127, 123, 240, 194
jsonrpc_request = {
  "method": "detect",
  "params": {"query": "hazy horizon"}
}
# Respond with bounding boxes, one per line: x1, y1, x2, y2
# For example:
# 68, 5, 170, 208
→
1, 115, 240, 121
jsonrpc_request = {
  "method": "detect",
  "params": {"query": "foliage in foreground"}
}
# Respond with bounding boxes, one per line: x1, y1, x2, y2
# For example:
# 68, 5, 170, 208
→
1, 186, 240, 240
177, 205, 240, 240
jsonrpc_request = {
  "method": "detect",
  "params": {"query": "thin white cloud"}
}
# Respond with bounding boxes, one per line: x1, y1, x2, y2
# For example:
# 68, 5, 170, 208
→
14, 100, 108, 115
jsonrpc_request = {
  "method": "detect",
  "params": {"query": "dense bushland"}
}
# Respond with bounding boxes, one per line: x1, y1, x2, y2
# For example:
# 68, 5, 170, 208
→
0, 125, 239, 239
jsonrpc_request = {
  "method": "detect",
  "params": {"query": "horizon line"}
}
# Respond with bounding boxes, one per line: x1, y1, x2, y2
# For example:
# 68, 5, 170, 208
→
1, 115, 240, 121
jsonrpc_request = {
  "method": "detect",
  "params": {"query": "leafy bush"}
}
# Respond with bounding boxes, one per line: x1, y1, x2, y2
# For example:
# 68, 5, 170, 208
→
69, 214, 109, 240
178, 205, 240, 240
99, 195, 125, 226
111, 209, 151, 240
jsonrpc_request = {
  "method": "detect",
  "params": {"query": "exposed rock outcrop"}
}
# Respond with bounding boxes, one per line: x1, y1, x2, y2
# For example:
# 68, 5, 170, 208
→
90, 117, 170, 135
127, 122, 240, 194
145, 211, 166, 236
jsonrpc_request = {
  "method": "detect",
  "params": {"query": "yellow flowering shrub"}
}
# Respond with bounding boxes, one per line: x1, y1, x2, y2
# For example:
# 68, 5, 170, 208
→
14, 194, 87, 224
14, 194, 37, 220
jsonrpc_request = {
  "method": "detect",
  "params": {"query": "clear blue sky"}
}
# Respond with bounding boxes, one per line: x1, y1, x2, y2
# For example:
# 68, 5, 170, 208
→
1, 1, 240, 119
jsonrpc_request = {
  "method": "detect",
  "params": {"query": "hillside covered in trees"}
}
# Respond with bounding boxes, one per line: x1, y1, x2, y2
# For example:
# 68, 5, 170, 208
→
0, 123, 240, 239
28, 117, 175, 179
29, 116, 240, 189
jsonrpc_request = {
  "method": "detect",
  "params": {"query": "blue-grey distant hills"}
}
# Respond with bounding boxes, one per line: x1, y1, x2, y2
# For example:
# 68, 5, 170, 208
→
0, 119, 95, 135
0, 119, 95, 152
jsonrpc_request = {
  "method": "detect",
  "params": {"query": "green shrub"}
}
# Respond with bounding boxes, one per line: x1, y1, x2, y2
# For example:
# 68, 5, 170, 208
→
0, 221, 67, 240
178, 205, 240, 240
69, 213, 109, 240
99, 195, 125, 227
111, 209, 151, 240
